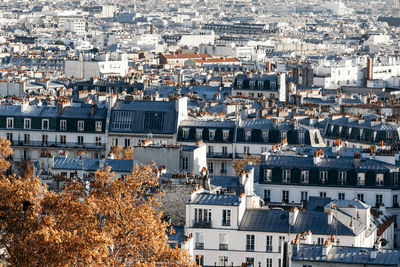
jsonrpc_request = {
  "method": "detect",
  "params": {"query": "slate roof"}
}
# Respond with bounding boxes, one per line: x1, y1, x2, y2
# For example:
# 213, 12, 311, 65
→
53, 157, 133, 173
239, 209, 364, 236
189, 193, 241, 206
264, 155, 394, 171
0, 105, 57, 117
292, 244, 400, 266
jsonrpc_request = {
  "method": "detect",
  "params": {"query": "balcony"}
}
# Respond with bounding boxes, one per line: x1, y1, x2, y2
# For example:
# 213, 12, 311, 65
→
195, 243, 204, 249
193, 220, 212, 228
206, 152, 233, 159
219, 244, 228, 250
10, 140, 105, 149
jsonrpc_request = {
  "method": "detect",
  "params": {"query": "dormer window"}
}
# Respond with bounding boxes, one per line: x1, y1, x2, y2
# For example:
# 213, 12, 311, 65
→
298, 132, 305, 144
376, 173, 384, 186
258, 81, 263, 89
196, 129, 203, 140
24, 118, 31, 129
42, 119, 49, 130
338, 171, 347, 185
281, 131, 287, 141
262, 130, 269, 142
357, 173, 365, 186
282, 170, 291, 182
223, 130, 229, 141
320, 171, 328, 184
387, 132, 393, 141
6, 118, 13, 129
237, 80, 243, 89
209, 129, 216, 141
77, 121, 84, 131
264, 169, 272, 182
245, 129, 251, 142
301, 170, 309, 183
249, 81, 255, 89
270, 82, 276, 90
182, 128, 189, 139
393, 173, 399, 186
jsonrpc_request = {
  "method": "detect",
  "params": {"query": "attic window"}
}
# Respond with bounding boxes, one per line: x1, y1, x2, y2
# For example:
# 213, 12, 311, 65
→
262, 130, 269, 142
209, 129, 216, 141
223, 130, 229, 141
196, 129, 203, 140
182, 128, 189, 139
245, 129, 252, 142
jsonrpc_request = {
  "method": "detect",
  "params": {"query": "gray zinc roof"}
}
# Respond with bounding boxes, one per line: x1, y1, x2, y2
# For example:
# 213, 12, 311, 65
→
292, 244, 400, 266
189, 193, 240, 206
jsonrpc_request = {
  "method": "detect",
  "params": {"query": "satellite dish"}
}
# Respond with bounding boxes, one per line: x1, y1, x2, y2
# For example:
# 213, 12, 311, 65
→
381, 239, 388, 247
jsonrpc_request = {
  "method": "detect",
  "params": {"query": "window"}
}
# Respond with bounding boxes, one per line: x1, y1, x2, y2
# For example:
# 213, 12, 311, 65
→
357, 173, 365, 185
6, 118, 13, 129
244, 146, 250, 154
195, 232, 204, 249
320, 171, 328, 184
282, 170, 290, 182
95, 121, 102, 132
209, 129, 215, 141
394, 195, 398, 207
262, 130, 269, 142
219, 256, 228, 266
182, 157, 189, 170
24, 134, 30, 144
298, 132, 305, 144
317, 238, 324, 245
222, 210, 231, 226
266, 259, 272, 267
246, 257, 254, 267
196, 129, 203, 140
42, 119, 49, 130
77, 136, 84, 145
301, 170, 309, 183
182, 128, 189, 139
6, 133, 12, 142
60, 135, 66, 145
111, 111, 133, 130
278, 236, 285, 252
320, 192, 327, 197
266, 235, 273, 252
222, 146, 227, 156
246, 235, 255, 251
301, 191, 308, 202
194, 208, 212, 224
282, 190, 289, 203
96, 137, 102, 146
124, 138, 130, 148
221, 162, 227, 174
393, 173, 399, 186
42, 134, 48, 145
77, 121, 84, 131
219, 233, 228, 250
245, 129, 251, 142
24, 118, 31, 129
144, 112, 164, 130
338, 171, 346, 185
281, 131, 287, 141
207, 162, 214, 173
112, 138, 118, 147
376, 173, 384, 186
264, 169, 272, 182
195, 255, 204, 266
264, 190, 271, 202
223, 130, 229, 141
357, 193, 364, 202
338, 193, 345, 200
376, 194, 383, 207
60, 120, 67, 131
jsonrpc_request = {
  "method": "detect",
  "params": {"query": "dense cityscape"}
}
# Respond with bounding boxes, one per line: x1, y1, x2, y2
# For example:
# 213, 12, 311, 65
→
1, 0, 400, 266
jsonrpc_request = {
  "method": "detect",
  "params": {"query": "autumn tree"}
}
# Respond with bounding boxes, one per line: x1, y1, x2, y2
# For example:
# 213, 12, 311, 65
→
233, 153, 261, 175
110, 145, 134, 160
0, 138, 194, 266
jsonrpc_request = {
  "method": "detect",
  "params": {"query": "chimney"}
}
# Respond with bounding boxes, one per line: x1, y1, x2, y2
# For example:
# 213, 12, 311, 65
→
328, 209, 333, 224
21, 99, 29, 112
150, 24, 154, 34
313, 149, 323, 164
292, 234, 300, 255
370, 246, 378, 260
90, 103, 98, 117
289, 207, 299, 225
322, 240, 332, 256
367, 58, 373, 81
